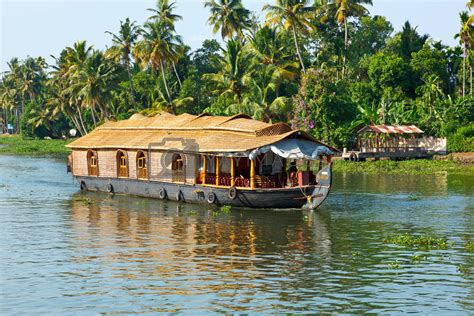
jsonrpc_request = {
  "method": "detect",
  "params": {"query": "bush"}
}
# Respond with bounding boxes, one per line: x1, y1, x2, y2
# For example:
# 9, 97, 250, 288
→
448, 124, 474, 152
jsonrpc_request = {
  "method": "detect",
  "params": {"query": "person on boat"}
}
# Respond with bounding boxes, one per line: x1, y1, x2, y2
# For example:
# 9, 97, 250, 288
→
288, 161, 298, 186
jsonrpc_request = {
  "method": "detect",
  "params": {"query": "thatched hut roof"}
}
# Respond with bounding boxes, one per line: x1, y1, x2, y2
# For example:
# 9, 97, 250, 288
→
67, 113, 334, 153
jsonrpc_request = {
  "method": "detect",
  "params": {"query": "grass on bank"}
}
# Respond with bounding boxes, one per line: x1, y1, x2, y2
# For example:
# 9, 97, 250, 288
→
1, 135, 473, 175
0, 135, 72, 156
332, 159, 474, 175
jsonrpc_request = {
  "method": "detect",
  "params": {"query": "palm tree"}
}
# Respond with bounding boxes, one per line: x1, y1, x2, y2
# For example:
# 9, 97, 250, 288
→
203, 39, 250, 104
236, 66, 291, 122
455, 11, 474, 97
416, 74, 444, 119
63, 41, 94, 132
325, 0, 372, 75
105, 18, 141, 103
148, 0, 182, 29
263, 0, 315, 73
248, 26, 299, 80
331, 0, 372, 49
134, 19, 181, 105
148, 0, 184, 87
68, 51, 123, 126
204, 0, 252, 40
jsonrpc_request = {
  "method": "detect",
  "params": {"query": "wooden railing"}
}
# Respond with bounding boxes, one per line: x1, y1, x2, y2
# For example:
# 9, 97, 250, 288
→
361, 146, 427, 153
118, 166, 128, 177
137, 168, 147, 179
172, 170, 185, 183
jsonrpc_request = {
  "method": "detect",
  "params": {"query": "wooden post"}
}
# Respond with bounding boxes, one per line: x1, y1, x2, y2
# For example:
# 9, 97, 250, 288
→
230, 157, 235, 186
215, 156, 220, 186
250, 158, 255, 189
202, 155, 207, 184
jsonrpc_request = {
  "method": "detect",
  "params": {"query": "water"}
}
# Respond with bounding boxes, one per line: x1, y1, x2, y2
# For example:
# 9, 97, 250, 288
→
0, 155, 473, 314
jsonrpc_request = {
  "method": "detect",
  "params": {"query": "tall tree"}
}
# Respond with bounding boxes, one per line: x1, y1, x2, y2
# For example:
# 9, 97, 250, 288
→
134, 20, 181, 106
455, 11, 474, 97
148, 0, 184, 87
203, 39, 250, 104
263, 0, 315, 73
331, 0, 372, 49
204, 0, 252, 40
105, 18, 141, 103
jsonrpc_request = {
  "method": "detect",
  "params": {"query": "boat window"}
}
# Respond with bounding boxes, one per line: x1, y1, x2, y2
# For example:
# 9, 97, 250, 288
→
117, 150, 128, 178
172, 153, 185, 182
87, 150, 98, 176
137, 151, 148, 179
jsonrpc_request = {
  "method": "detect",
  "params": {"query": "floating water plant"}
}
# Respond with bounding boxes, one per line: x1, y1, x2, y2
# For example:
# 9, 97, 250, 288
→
388, 261, 401, 269
411, 253, 427, 262
408, 193, 420, 201
74, 197, 92, 206
384, 233, 449, 250
220, 205, 232, 214
465, 241, 474, 252
458, 264, 469, 275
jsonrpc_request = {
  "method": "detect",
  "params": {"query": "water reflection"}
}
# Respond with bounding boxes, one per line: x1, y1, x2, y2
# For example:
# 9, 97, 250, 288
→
66, 190, 474, 314
1, 155, 473, 314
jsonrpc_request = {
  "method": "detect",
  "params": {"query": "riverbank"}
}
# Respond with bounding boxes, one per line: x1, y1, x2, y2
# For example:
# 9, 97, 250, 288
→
1, 135, 472, 175
0, 135, 72, 157
333, 159, 474, 175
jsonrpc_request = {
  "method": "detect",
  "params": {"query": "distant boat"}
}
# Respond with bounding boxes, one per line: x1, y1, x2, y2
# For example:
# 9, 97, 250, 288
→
67, 113, 335, 209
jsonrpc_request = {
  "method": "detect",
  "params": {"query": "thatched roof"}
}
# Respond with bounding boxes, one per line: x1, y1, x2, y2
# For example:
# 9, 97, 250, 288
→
67, 112, 333, 153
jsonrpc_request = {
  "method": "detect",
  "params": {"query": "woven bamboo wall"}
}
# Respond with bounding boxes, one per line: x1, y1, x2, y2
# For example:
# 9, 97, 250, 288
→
72, 149, 198, 183
150, 151, 164, 180
185, 154, 198, 184
128, 150, 137, 179
97, 150, 117, 177
72, 150, 88, 176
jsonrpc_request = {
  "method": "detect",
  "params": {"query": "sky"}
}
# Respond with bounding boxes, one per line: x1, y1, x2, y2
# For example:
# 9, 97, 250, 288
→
0, 0, 468, 72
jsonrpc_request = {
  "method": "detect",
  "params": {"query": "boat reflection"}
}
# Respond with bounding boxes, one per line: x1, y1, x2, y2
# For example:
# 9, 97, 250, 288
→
69, 191, 334, 292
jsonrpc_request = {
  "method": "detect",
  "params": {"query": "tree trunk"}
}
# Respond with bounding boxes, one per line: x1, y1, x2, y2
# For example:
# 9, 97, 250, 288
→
76, 102, 88, 135
160, 60, 172, 104
172, 62, 182, 88
342, 18, 348, 77
90, 104, 98, 128
126, 66, 136, 105
470, 65, 473, 96
292, 26, 305, 74
463, 48, 466, 97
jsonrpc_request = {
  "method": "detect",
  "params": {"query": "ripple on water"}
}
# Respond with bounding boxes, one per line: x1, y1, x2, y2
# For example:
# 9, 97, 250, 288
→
1, 156, 474, 314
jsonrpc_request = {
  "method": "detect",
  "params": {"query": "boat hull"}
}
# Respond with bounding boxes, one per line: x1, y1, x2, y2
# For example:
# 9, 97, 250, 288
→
74, 176, 330, 209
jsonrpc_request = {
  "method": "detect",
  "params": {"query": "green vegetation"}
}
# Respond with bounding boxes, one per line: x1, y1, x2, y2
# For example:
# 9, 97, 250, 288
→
220, 205, 233, 213
0, 0, 473, 151
73, 196, 93, 206
466, 241, 474, 252
0, 135, 71, 156
384, 233, 449, 250
408, 193, 420, 201
448, 123, 474, 152
333, 159, 474, 175
411, 253, 427, 262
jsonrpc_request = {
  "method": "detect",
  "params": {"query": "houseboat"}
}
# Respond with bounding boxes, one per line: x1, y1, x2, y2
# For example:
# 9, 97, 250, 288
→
342, 124, 431, 161
66, 113, 335, 209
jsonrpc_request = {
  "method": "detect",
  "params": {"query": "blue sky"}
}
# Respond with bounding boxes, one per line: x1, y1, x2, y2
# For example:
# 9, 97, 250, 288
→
0, 0, 468, 72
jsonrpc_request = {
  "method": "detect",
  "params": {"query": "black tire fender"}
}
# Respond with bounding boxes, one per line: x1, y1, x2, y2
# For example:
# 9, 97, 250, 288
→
158, 187, 167, 200
106, 183, 114, 193
227, 186, 237, 200
80, 181, 87, 191
349, 153, 358, 162
207, 192, 217, 204
176, 190, 183, 201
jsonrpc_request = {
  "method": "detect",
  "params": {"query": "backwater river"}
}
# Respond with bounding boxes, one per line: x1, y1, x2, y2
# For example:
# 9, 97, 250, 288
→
0, 155, 473, 314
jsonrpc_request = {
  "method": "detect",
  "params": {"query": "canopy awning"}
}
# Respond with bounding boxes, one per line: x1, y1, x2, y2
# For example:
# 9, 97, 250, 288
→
249, 139, 333, 161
